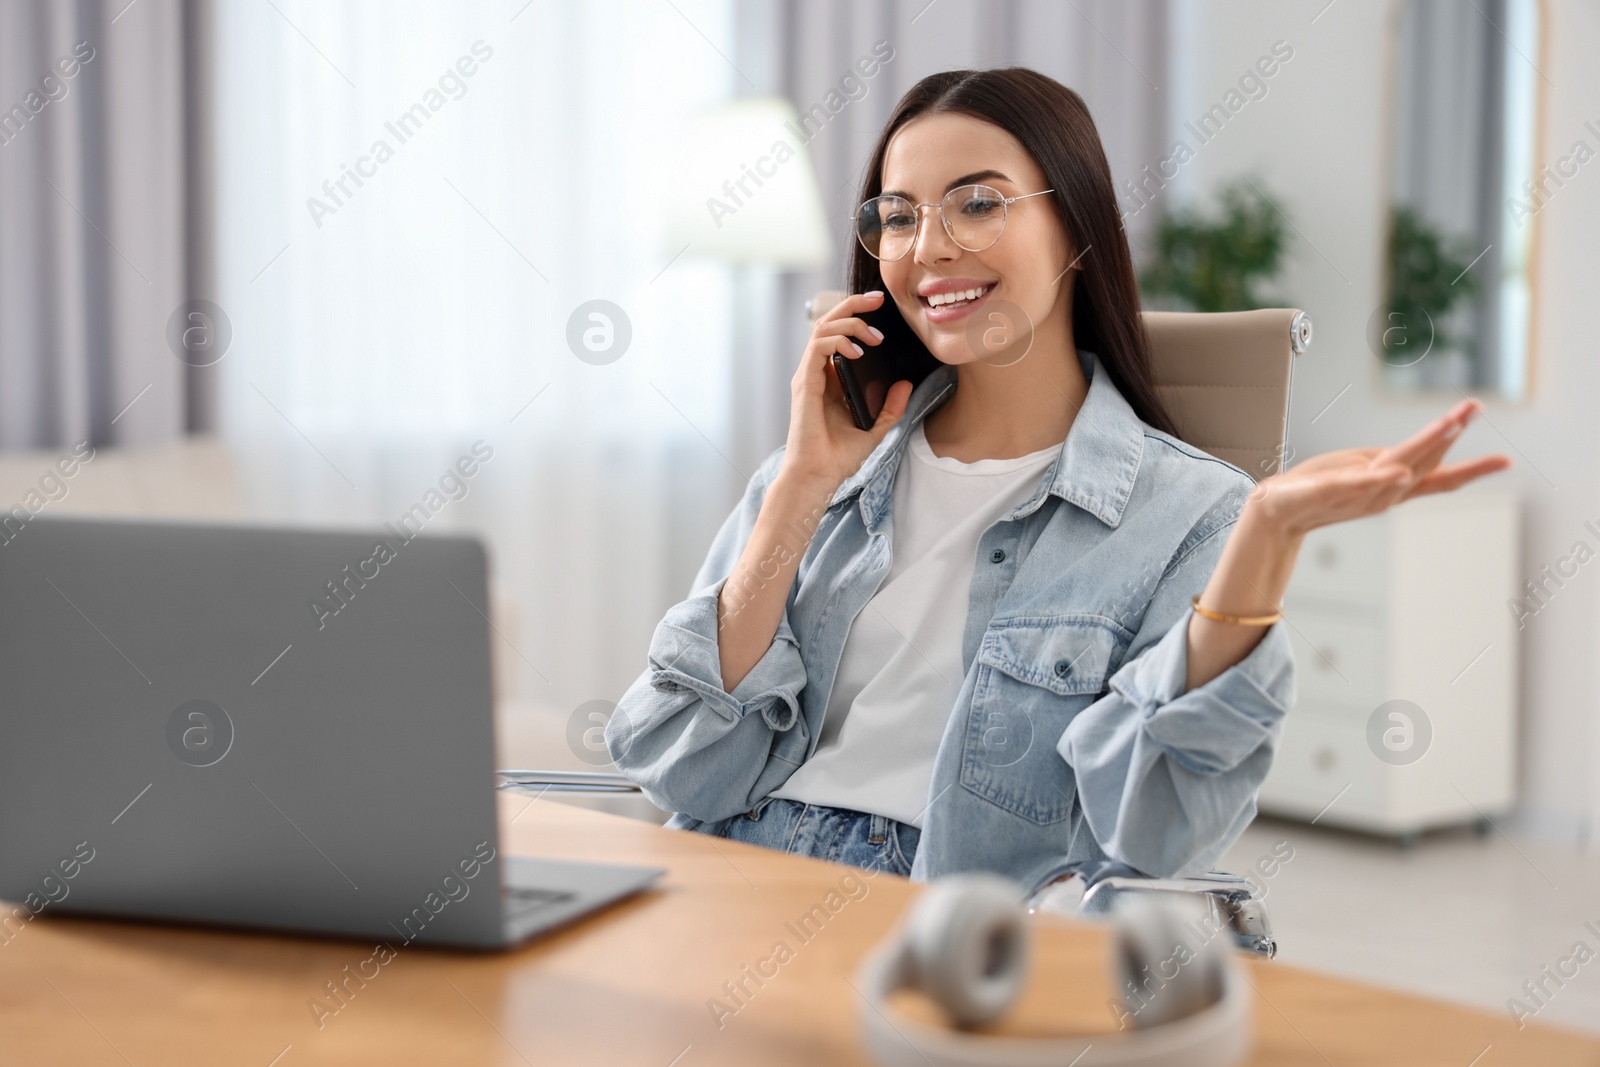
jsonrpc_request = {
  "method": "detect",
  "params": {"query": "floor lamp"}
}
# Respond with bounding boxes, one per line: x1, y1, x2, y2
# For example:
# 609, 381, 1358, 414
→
662, 98, 832, 482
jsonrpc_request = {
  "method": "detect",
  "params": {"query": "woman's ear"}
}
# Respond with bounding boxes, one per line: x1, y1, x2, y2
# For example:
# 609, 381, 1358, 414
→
1050, 246, 1086, 289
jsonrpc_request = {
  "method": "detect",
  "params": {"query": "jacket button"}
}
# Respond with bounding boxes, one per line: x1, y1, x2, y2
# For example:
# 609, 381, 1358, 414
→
1054, 660, 1073, 678
989, 548, 1006, 563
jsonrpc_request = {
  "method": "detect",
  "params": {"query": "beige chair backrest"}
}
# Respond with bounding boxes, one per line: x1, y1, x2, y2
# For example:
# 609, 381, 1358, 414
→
806, 292, 1310, 480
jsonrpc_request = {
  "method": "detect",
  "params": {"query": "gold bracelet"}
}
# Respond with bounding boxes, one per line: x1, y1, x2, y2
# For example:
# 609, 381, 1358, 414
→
1190, 594, 1282, 626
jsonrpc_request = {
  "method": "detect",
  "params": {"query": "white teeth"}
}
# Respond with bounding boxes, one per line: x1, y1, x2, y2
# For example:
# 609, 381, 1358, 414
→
927, 285, 990, 307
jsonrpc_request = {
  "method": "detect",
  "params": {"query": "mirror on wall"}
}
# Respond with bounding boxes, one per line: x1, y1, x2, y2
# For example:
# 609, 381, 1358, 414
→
1376, 0, 1542, 400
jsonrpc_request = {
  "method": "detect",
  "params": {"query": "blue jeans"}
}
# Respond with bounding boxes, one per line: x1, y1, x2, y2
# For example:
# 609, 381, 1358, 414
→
706, 798, 920, 876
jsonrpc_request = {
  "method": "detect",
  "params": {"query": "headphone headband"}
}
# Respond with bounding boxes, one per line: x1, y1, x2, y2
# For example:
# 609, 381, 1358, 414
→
854, 874, 1252, 1067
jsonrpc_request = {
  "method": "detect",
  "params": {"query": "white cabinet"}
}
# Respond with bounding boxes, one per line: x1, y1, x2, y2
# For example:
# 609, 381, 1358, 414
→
1257, 489, 1519, 839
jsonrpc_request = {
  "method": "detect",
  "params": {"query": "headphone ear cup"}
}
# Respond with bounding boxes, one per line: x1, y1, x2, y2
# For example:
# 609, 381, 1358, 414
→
1112, 894, 1227, 1028
901, 873, 1029, 1029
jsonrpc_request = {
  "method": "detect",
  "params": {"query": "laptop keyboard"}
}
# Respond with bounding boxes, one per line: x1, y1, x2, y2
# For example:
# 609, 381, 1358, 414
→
503, 886, 576, 918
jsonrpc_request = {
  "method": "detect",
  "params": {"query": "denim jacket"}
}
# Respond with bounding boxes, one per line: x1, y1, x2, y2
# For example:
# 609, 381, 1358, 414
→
606, 350, 1296, 891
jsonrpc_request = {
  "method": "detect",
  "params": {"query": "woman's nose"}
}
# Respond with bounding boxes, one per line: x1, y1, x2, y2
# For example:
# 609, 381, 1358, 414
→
912, 203, 959, 265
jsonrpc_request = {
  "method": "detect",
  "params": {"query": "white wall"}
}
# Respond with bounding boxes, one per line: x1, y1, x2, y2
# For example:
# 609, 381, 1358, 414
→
1168, 0, 1600, 844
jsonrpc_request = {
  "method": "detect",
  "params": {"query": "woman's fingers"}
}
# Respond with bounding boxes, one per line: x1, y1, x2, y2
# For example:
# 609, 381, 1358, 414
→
1257, 400, 1512, 537
865, 380, 914, 443
1277, 447, 1511, 530
1374, 398, 1480, 471
1373, 402, 1472, 470
793, 334, 861, 401
831, 333, 867, 362
815, 315, 886, 350
1402, 454, 1513, 499
1390, 402, 1484, 479
816, 290, 885, 326
1369, 400, 1515, 496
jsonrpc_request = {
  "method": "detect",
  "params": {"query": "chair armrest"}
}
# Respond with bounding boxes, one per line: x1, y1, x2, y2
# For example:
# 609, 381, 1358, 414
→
496, 770, 644, 794
805, 290, 847, 321
1026, 861, 1277, 959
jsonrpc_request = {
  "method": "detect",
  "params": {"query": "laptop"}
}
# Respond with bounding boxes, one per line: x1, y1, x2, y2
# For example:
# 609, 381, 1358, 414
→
0, 516, 661, 949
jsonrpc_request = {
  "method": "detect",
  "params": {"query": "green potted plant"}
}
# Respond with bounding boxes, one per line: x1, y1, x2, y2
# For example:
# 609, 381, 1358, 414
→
1377, 206, 1478, 366
1139, 178, 1287, 312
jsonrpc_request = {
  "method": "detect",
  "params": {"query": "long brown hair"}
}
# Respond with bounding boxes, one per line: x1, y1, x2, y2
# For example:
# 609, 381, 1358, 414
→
847, 67, 1177, 436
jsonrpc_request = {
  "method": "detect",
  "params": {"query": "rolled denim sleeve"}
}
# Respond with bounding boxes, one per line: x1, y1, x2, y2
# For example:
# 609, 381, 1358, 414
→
605, 448, 811, 823
1057, 517, 1296, 878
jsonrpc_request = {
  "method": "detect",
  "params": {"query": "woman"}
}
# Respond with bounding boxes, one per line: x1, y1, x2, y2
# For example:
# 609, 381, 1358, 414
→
606, 68, 1508, 890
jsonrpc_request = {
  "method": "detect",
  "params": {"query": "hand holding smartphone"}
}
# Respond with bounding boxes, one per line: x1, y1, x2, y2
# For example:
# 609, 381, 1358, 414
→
831, 297, 943, 431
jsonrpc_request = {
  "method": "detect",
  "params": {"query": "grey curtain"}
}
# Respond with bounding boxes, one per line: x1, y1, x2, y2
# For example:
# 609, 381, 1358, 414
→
0, 0, 214, 450
731, 0, 1172, 469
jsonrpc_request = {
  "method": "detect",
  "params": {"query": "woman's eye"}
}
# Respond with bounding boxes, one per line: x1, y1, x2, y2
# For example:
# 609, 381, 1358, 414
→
961, 197, 1003, 218
884, 213, 916, 231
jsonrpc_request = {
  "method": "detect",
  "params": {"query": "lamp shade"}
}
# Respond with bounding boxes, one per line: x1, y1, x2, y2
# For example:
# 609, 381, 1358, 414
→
662, 98, 831, 268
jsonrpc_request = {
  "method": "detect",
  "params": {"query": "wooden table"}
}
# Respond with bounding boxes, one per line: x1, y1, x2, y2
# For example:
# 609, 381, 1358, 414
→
1, 796, 1596, 1066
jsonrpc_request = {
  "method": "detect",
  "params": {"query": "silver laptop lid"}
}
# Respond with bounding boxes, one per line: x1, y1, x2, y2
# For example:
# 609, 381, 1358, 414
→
0, 516, 511, 947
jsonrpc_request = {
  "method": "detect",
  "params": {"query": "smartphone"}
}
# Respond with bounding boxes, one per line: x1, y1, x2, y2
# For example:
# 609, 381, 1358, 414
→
830, 299, 943, 431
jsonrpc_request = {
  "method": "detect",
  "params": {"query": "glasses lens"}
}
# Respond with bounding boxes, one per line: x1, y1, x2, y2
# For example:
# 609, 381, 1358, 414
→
856, 195, 916, 260
942, 185, 1008, 252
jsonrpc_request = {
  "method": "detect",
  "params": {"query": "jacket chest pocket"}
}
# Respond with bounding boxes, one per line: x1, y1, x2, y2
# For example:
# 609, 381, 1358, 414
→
959, 616, 1132, 825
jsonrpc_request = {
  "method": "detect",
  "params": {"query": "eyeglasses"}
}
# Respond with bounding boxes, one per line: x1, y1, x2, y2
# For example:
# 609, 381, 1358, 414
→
854, 184, 1055, 261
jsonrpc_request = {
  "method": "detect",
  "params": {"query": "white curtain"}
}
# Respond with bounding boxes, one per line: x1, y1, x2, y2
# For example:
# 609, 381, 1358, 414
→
210, 0, 1172, 727
213, 0, 739, 716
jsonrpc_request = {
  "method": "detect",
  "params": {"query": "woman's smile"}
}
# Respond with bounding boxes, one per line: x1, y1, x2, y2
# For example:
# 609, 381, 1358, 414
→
916, 277, 999, 324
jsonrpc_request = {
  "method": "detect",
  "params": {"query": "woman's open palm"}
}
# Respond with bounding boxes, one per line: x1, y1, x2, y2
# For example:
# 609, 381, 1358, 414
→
1252, 399, 1512, 536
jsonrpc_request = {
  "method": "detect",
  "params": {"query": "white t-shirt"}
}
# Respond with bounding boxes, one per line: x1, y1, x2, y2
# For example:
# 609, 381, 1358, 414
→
770, 422, 1063, 827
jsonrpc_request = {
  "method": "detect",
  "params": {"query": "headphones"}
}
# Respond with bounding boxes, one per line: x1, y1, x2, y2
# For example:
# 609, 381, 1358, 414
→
855, 874, 1251, 1067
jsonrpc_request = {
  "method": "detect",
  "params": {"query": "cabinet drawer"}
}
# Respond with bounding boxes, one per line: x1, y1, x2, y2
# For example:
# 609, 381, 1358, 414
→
1259, 711, 1386, 826
1284, 611, 1386, 708
1289, 518, 1388, 610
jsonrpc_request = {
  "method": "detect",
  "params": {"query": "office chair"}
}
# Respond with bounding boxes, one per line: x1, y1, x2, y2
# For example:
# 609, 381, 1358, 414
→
500, 296, 1312, 958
